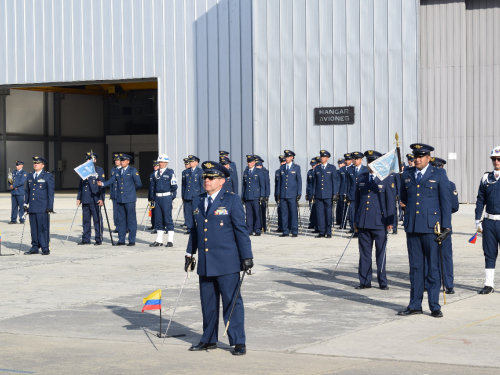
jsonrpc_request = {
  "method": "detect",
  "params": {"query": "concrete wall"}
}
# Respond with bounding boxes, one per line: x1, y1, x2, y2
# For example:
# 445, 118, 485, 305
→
105, 134, 158, 176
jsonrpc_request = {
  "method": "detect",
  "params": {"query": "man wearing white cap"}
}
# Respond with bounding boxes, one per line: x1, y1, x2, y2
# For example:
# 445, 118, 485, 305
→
149, 154, 178, 247
475, 146, 500, 294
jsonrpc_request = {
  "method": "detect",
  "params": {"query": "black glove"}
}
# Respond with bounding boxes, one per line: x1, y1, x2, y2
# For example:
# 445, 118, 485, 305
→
46, 208, 54, 213
395, 195, 400, 201
184, 256, 196, 272
23, 205, 29, 213
242, 258, 254, 271
296, 195, 301, 202
275, 195, 279, 202
259, 197, 265, 203
345, 196, 351, 204
305, 194, 309, 201
241, 197, 245, 204
265, 197, 269, 203
333, 193, 340, 202
435, 228, 452, 243
149, 200, 155, 206
311, 195, 315, 203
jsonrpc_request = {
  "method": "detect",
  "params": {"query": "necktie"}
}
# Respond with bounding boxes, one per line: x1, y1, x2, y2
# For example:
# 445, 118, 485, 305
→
417, 171, 422, 183
287, 165, 290, 173
206, 196, 213, 215
370, 175, 374, 183
121, 169, 124, 176
322, 165, 325, 170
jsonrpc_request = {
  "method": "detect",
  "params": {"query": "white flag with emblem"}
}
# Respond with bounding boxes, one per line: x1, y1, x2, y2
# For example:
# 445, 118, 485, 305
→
369, 148, 399, 181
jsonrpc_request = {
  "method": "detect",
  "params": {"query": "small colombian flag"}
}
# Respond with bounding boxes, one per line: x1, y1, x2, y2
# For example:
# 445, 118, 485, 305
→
142, 289, 161, 312
469, 233, 478, 244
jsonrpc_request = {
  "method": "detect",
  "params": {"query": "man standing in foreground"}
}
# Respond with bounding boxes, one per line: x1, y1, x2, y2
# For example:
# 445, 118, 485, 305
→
186, 161, 253, 355
398, 144, 451, 318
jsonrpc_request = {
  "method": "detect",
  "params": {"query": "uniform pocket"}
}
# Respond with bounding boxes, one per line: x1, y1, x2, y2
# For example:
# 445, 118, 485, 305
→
427, 209, 441, 228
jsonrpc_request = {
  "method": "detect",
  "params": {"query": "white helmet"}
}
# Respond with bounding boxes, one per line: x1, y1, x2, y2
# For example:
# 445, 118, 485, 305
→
491, 146, 500, 158
157, 154, 169, 162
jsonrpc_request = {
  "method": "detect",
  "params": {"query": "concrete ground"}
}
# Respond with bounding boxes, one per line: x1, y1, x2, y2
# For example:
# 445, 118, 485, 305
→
0, 191, 498, 374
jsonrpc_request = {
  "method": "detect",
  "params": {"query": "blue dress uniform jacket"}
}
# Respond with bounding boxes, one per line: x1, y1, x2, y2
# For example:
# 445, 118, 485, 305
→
222, 167, 238, 194
183, 167, 204, 232
152, 168, 178, 232
10, 169, 28, 222
475, 172, 500, 269
339, 166, 349, 196
439, 180, 459, 289
346, 165, 368, 230
110, 166, 121, 230
312, 164, 339, 235
77, 166, 105, 203
148, 171, 156, 227
260, 167, 271, 231
275, 168, 283, 231
277, 163, 302, 235
306, 169, 317, 228
242, 167, 265, 234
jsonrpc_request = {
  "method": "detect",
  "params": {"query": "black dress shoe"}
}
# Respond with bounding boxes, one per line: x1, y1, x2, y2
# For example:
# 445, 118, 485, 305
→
232, 344, 246, 356
114, 242, 126, 246
95, 241, 102, 246
445, 287, 455, 294
165, 242, 173, 247
147, 226, 155, 230
355, 284, 371, 289
392, 231, 398, 235
181, 224, 187, 227
479, 286, 494, 294
189, 342, 217, 351
308, 224, 315, 229
77, 241, 91, 245
325, 234, 332, 238
150, 242, 163, 247
151, 230, 157, 234
292, 234, 298, 238
113, 230, 119, 233
348, 229, 354, 233
184, 231, 190, 235
24, 250, 40, 255
315, 234, 325, 238
127, 243, 135, 246
431, 310, 443, 318
379, 285, 389, 290
279, 234, 289, 237
8, 221, 17, 224
397, 307, 423, 316
254, 232, 261, 236
41, 251, 50, 255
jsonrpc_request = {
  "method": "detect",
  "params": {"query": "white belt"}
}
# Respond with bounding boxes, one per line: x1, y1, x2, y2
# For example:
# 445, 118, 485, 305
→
156, 192, 172, 197
485, 213, 500, 221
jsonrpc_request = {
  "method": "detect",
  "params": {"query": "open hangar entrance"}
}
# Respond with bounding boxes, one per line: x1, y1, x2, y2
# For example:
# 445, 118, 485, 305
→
0, 79, 158, 192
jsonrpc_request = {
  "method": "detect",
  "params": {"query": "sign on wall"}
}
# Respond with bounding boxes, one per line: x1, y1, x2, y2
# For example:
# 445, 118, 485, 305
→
314, 107, 355, 125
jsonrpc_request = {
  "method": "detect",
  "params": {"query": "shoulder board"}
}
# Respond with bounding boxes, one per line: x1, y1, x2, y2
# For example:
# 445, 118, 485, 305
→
482, 172, 491, 183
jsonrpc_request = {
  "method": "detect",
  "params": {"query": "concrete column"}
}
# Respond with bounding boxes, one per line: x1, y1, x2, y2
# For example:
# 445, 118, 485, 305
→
0, 89, 10, 192
53, 93, 64, 190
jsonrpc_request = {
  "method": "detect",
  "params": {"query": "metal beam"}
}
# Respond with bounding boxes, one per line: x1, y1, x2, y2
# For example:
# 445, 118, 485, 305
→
0, 134, 105, 143
0, 77, 158, 89
0, 89, 10, 192
53, 93, 64, 190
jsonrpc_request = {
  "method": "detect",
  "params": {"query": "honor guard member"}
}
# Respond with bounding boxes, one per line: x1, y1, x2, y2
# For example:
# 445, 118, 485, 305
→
23, 156, 54, 255
148, 161, 160, 232
149, 154, 178, 248
8, 160, 27, 224
429, 157, 459, 294
354, 151, 395, 289
306, 158, 319, 230
277, 150, 302, 237
219, 150, 238, 176
186, 161, 253, 355
347, 152, 368, 235
180, 158, 191, 228
220, 156, 238, 194
242, 155, 265, 235
255, 156, 270, 232
475, 146, 500, 294
183, 155, 203, 235
76, 152, 105, 245
338, 153, 353, 228
274, 155, 286, 232
110, 154, 122, 233
99, 154, 142, 246
312, 150, 340, 238
398, 143, 452, 318
335, 158, 345, 226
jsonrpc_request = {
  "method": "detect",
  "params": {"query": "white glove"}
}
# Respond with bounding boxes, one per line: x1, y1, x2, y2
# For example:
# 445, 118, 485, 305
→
476, 220, 483, 232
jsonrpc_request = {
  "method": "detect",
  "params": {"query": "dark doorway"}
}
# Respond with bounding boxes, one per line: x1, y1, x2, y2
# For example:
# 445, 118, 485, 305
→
139, 151, 158, 191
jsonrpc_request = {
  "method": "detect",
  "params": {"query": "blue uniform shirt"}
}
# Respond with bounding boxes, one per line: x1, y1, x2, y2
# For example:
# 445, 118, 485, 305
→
151, 168, 178, 198
475, 172, 500, 220
187, 191, 253, 277
242, 167, 265, 200
222, 167, 238, 194
312, 163, 339, 199
184, 167, 203, 200
10, 169, 27, 196
401, 165, 452, 233
102, 166, 142, 203
77, 166, 105, 204
24, 170, 55, 213
277, 163, 302, 198
347, 164, 368, 201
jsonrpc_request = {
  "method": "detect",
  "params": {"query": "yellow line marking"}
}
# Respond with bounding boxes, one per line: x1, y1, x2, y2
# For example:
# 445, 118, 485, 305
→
419, 313, 500, 343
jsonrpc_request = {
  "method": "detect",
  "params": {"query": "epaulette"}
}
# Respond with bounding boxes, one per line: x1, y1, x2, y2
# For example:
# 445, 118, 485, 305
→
482, 172, 491, 183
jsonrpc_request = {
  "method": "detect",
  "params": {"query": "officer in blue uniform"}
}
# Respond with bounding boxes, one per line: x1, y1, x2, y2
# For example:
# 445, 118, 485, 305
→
406, 153, 415, 167
391, 170, 401, 235
220, 156, 238, 193
428, 157, 459, 294
180, 158, 191, 228
186, 161, 253, 355
8, 160, 27, 224
76, 152, 105, 245
148, 160, 160, 232
242, 155, 265, 236
338, 153, 353, 228
255, 156, 270, 232
347, 152, 368, 236
335, 158, 345, 226
277, 150, 302, 237
23, 156, 54, 255
306, 158, 319, 230
475, 146, 500, 294
219, 150, 238, 177
398, 143, 452, 318
149, 154, 177, 248
183, 155, 203, 235
274, 155, 286, 233
312, 150, 340, 238
99, 154, 142, 246
110, 154, 122, 233
354, 151, 395, 289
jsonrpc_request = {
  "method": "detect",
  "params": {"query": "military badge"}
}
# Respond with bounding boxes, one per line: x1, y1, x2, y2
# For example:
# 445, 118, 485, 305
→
378, 185, 383, 188
414, 145, 423, 149
136, 172, 139, 175
102, 174, 105, 177
204, 162, 214, 169
431, 157, 435, 162
454, 190, 458, 195
193, 208, 199, 215
368, 150, 374, 155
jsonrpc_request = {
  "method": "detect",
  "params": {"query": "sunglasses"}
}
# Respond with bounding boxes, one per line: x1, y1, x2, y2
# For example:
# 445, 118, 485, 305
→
33, 162, 43, 164
492, 157, 500, 162
202, 175, 222, 180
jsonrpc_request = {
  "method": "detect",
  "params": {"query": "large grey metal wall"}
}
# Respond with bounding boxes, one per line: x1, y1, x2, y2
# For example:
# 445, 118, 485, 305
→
0, 0, 253, 178
252, 0, 419, 187
420, 0, 500, 203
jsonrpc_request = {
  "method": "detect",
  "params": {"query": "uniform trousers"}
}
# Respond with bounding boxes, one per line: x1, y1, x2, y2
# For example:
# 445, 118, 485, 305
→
245, 200, 262, 234
483, 219, 500, 269
29, 212, 49, 252
184, 200, 194, 231
199, 273, 245, 345
116, 202, 137, 243
150, 204, 156, 227
11, 195, 25, 222
112, 199, 119, 230
357, 228, 388, 286
393, 201, 399, 233
424, 236, 454, 289
406, 232, 441, 312
280, 198, 298, 235
154, 195, 174, 231
336, 199, 343, 225
308, 201, 317, 228
348, 203, 354, 230
277, 201, 283, 231
82, 203, 103, 243
260, 201, 267, 232
316, 198, 333, 235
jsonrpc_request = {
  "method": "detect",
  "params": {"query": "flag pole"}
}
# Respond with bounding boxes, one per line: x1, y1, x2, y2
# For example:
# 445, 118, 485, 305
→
394, 132, 403, 174
159, 308, 162, 337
